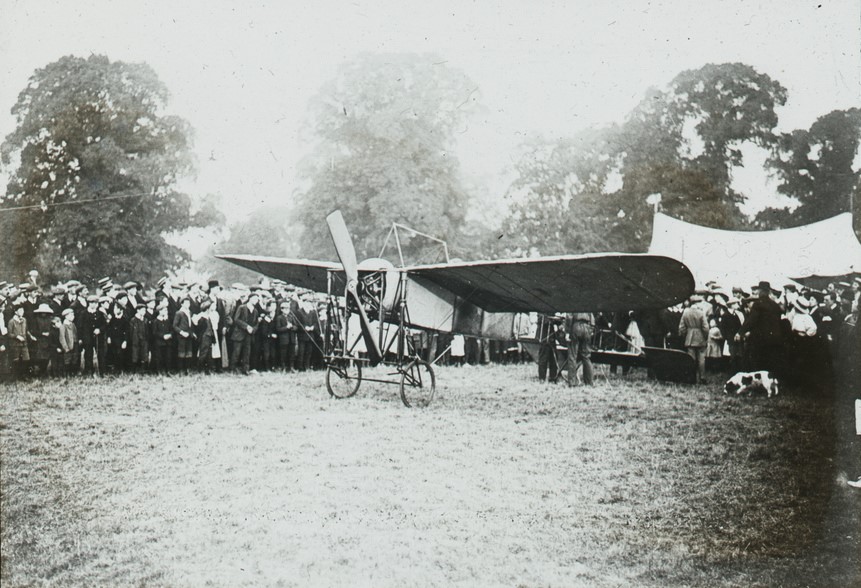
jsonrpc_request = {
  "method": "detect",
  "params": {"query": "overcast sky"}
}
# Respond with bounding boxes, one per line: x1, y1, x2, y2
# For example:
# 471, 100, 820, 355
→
1, 0, 859, 235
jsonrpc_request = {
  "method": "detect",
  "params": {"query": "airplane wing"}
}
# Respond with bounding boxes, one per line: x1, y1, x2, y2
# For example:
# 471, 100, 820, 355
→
405, 253, 694, 313
214, 254, 341, 293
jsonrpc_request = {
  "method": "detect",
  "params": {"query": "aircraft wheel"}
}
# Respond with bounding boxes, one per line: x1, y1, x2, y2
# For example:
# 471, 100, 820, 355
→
399, 359, 435, 408
326, 359, 362, 399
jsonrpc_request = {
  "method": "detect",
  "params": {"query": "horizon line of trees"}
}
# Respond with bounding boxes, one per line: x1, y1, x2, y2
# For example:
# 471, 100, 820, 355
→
2, 54, 858, 284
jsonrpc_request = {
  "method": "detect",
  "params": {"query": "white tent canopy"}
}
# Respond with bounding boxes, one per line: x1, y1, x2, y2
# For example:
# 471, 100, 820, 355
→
648, 212, 861, 289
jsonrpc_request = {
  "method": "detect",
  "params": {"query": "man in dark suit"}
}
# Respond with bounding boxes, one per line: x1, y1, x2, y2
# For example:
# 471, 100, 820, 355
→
738, 280, 785, 376
229, 291, 260, 375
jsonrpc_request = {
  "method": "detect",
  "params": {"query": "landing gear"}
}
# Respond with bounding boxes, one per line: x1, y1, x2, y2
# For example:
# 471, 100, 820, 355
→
399, 359, 435, 408
325, 358, 362, 399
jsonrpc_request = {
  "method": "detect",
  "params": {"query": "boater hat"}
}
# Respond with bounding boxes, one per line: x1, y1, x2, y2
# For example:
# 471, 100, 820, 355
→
792, 297, 813, 313
34, 303, 53, 314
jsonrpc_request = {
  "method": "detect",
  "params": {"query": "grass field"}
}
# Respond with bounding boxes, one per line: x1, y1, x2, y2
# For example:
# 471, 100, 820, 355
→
2, 364, 859, 587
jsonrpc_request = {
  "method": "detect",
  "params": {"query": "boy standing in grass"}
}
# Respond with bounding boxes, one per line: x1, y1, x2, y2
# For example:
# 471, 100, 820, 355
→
129, 304, 150, 372
60, 308, 78, 375
151, 305, 172, 374
8, 305, 30, 378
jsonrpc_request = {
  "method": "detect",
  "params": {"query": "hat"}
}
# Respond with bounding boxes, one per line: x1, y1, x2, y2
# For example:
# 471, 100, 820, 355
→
61, 307, 74, 318
174, 281, 189, 289
231, 282, 247, 291
34, 303, 53, 314
792, 297, 813, 313
86, 295, 99, 303
51, 285, 66, 296
727, 297, 741, 307
156, 277, 167, 288
123, 281, 138, 290
99, 295, 111, 304
208, 279, 220, 289
756, 281, 771, 292
115, 290, 128, 300
838, 281, 851, 289
18, 282, 32, 291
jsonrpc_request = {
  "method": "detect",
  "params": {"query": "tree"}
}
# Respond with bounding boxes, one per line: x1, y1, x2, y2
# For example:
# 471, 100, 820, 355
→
293, 53, 477, 263
756, 108, 861, 235
200, 206, 299, 284
664, 63, 787, 194
497, 63, 785, 254
495, 129, 619, 256
0, 55, 219, 284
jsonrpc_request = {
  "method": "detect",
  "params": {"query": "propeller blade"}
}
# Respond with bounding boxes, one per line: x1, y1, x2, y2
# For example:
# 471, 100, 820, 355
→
347, 283, 382, 365
326, 210, 358, 283
327, 210, 382, 365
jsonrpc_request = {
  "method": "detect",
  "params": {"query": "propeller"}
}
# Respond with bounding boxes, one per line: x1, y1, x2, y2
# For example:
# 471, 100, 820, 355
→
326, 210, 383, 366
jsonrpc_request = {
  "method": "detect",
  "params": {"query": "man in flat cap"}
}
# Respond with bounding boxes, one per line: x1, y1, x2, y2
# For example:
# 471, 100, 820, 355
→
47, 285, 66, 315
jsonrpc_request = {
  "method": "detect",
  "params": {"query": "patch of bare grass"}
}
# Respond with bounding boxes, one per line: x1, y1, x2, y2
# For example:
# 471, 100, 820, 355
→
2, 365, 858, 587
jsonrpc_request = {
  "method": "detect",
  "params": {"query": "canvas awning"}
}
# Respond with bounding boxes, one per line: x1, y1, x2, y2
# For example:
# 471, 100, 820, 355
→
647, 212, 861, 290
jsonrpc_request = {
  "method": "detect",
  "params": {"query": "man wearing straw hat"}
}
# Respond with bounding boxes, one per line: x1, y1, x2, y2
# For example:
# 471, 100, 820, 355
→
678, 293, 710, 384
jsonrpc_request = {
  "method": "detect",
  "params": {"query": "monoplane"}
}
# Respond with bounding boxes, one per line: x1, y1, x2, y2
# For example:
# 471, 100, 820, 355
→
217, 211, 695, 407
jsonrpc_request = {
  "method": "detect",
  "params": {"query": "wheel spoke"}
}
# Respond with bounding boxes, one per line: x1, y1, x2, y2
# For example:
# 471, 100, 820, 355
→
399, 359, 435, 408
326, 358, 362, 399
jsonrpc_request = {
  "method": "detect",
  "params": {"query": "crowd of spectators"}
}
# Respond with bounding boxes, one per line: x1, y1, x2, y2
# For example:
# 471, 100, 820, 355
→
596, 277, 860, 390
1, 269, 858, 389
0, 270, 333, 380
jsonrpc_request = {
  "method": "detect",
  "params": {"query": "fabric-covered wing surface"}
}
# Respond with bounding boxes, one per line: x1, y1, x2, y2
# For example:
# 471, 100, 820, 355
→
215, 254, 341, 293
407, 254, 694, 313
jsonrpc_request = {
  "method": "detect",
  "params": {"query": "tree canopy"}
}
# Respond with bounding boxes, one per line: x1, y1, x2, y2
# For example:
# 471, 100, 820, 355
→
292, 53, 477, 263
201, 205, 299, 284
0, 55, 220, 284
494, 63, 788, 256
756, 108, 861, 234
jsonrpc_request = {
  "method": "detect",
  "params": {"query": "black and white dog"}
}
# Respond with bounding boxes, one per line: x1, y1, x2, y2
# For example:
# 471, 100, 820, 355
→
724, 371, 780, 398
